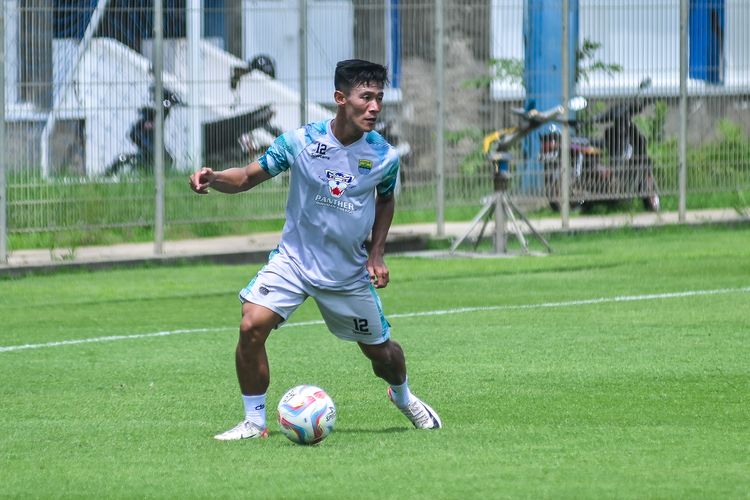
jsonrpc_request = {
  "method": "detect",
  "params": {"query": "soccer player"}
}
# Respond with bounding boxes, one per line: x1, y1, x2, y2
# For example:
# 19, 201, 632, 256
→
189, 59, 442, 440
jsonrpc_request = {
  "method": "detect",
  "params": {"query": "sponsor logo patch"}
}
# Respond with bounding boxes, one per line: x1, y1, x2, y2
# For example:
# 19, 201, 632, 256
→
326, 170, 354, 198
314, 194, 355, 213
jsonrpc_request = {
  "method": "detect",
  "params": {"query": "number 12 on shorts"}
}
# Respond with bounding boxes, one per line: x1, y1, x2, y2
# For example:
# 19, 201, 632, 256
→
353, 318, 370, 334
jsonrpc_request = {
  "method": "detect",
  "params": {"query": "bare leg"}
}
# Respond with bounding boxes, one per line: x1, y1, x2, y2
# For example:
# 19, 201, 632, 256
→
358, 339, 407, 386
236, 302, 283, 395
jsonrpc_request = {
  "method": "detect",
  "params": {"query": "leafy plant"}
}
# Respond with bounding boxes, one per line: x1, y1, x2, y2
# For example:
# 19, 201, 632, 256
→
634, 100, 668, 144
444, 128, 489, 175
575, 39, 623, 83
464, 38, 622, 89
462, 58, 523, 89
648, 119, 750, 198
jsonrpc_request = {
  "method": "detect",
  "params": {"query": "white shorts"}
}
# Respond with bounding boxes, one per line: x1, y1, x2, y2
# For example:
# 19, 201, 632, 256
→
238, 250, 391, 345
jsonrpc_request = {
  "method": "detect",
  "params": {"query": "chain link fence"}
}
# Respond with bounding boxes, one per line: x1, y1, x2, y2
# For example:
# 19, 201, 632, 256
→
2, 0, 749, 258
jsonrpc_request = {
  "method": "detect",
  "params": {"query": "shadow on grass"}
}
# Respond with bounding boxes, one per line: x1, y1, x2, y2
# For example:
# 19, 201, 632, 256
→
330, 427, 410, 435
263, 427, 410, 438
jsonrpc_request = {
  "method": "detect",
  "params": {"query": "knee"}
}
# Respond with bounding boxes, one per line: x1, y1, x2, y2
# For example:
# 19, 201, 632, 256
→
238, 314, 270, 349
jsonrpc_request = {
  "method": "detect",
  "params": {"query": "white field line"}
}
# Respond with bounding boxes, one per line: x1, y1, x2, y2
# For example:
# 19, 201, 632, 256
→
2, 286, 748, 354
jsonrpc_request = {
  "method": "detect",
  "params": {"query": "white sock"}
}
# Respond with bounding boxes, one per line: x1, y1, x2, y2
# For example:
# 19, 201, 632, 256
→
389, 379, 414, 408
242, 393, 267, 428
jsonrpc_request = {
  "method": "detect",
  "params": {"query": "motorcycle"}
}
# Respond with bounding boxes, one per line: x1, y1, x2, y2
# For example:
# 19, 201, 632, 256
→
106, 87, 183, 176
203, 104, 283, 164
106, 88, 284, 175
541, 78, 660, 212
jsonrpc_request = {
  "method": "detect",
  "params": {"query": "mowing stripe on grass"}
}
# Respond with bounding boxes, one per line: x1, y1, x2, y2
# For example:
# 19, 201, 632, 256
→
2, 286, 749, 354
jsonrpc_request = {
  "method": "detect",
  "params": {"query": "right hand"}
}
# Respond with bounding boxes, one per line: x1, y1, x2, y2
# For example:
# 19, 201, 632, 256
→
189, 167, 216, 194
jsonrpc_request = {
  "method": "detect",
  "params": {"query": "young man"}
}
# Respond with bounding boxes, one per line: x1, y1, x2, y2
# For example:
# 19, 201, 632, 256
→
189, 59, 441, 440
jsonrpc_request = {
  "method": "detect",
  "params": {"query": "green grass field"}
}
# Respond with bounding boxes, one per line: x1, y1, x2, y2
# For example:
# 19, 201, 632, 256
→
1, 225, 749, 498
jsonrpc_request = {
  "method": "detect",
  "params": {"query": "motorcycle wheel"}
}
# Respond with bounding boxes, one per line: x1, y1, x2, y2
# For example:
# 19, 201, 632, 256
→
642, 194, 660, 212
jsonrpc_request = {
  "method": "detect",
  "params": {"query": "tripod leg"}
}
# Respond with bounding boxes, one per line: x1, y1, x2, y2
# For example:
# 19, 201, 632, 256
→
450, 196, 495, 254
503, 195, 529, 253
506, 197, 553, 253
474, 198, 496, 251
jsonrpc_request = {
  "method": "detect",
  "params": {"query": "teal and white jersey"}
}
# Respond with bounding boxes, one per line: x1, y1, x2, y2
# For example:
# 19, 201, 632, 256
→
257, 119, 400, 289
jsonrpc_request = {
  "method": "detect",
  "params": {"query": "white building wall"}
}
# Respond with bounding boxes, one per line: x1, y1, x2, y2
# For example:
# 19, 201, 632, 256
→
491, 0, 750, 100
242, 0, 354, 104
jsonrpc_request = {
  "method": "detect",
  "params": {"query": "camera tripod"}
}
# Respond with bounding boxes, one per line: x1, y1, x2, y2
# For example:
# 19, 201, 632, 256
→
449, 155, 552, 255
449, 105, 563, 256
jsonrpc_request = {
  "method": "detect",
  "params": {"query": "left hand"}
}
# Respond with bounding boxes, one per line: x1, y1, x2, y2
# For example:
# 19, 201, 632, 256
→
367, 255, 390, 289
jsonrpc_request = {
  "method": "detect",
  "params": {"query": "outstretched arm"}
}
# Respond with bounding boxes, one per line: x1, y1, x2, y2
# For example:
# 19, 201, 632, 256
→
367, 194, 395, 289
189, 161, 272, 194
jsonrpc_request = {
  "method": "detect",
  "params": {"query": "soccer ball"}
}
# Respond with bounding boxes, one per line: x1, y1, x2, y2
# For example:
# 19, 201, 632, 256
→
277, 385, 336, 445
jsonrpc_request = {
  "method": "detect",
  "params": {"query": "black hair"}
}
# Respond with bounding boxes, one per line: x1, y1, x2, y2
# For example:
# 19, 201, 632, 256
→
334, 59, 390, 95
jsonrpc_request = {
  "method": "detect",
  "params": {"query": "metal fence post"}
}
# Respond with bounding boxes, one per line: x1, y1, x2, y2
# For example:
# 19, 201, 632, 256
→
679, 0, 688, 221
299, 0, 308, 126
560, 0, 571, 229
187, 0, 202, 171
0, 2, 7, 263
154, 0, 165, 254
435, 0, 445, 237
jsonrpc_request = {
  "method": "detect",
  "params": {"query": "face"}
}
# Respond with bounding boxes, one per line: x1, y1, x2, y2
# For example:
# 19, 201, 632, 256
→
336, 82, 384, 133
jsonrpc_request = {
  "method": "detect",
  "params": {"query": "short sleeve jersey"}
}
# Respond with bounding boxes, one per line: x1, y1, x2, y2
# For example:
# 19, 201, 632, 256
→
257, 119, 400, 289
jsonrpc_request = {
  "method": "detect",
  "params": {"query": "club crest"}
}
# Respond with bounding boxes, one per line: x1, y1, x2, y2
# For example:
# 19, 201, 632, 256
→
358, 159, 373, 175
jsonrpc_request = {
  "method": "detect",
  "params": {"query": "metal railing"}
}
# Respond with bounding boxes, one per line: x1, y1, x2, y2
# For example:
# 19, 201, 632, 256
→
1, 0, 749, 261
